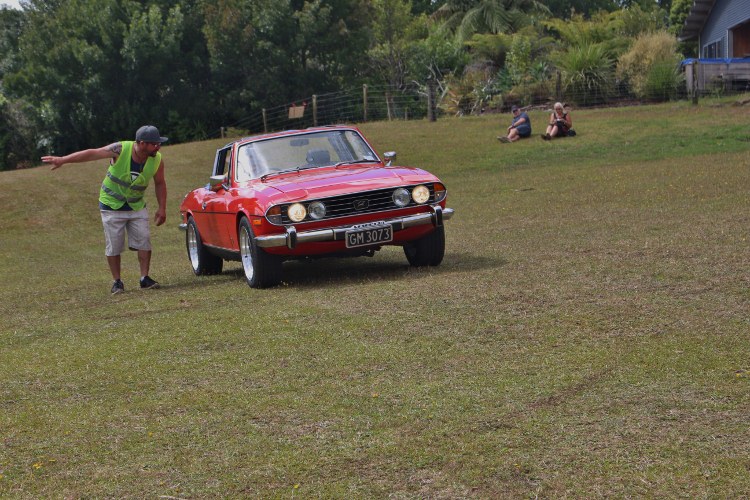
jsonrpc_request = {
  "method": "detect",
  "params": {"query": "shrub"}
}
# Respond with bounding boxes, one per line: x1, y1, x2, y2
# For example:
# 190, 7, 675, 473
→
555, 43, 614, 106
617, 31, 683, 101
642, 61, 684, 101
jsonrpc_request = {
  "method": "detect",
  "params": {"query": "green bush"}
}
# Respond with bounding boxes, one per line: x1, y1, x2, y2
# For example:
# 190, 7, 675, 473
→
642, 60, 684, 101
617, 31, 682, 101
555, 43, 614, 106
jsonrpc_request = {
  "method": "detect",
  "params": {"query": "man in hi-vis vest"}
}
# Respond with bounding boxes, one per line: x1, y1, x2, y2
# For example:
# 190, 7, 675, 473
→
42, 125, 168, 294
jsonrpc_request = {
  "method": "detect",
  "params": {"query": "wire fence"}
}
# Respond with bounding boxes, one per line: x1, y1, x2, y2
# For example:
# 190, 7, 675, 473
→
206, 73, 750, 140
213, 84, 429, 140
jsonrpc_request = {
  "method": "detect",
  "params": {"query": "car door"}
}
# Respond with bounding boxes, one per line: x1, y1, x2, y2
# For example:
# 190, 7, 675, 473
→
194, 146, 231, 249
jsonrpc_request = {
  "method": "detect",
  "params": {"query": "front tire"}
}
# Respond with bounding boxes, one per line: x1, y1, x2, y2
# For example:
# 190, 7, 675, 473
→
403, 225, 445, 267
239, 217, 282, 288
186, 217, 223, 275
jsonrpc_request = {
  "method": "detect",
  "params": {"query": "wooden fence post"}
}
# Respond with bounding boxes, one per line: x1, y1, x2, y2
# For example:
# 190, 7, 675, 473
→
363, 84, 368, 122
262, 108, 268, 133
385, 91, 393, 121
427, 79, 436, 122
312, 95, 318, 127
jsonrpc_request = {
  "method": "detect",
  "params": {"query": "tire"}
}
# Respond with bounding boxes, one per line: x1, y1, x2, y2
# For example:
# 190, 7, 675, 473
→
403, 225, 445, 267
239, 217, 282, 288
186, 217, 223, 275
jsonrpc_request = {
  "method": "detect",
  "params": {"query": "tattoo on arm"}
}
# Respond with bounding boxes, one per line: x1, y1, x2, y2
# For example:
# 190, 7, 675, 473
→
106, 142, 122, 156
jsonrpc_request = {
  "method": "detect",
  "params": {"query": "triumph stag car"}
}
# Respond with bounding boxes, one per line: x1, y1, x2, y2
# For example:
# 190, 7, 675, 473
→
178, 125, 454, 288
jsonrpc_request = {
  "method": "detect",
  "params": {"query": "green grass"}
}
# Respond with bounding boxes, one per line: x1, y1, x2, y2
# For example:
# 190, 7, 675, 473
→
1, 97, 749, 497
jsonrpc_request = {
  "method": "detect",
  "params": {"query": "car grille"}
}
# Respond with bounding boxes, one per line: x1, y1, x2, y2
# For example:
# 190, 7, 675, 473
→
278, 184, 437, 225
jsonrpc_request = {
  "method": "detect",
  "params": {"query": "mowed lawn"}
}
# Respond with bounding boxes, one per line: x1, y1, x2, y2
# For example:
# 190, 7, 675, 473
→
0, 98, 748, 497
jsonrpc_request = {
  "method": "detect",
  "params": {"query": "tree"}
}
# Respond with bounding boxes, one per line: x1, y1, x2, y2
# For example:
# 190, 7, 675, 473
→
368, 0, 422, 87
434, 0, 549, 42
544, 0, 617, 19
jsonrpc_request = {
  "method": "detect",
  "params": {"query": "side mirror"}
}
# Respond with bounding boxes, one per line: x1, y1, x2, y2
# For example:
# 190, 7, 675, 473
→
209, 174, 227, 191
384, 151, 397, 166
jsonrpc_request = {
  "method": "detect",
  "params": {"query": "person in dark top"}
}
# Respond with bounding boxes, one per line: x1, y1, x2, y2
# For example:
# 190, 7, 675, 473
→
498, 105, 531, 143
542, 102, 572, 140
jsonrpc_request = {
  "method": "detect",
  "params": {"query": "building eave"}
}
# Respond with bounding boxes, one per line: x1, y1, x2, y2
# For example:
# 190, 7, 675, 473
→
679, 0, 717, 41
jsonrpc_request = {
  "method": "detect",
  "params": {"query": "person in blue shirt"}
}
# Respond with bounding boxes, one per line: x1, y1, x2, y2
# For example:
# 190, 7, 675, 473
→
498, 105, 531, 143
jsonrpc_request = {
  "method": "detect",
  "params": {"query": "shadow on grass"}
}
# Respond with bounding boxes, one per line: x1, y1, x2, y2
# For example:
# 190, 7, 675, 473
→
196, 250, 506, 289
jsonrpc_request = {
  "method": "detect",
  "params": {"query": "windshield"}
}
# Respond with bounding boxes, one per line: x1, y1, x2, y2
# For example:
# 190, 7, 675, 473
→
235, 130, 379, 182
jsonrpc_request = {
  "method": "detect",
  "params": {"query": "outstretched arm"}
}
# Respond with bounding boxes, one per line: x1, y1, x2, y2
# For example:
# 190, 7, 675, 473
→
42, 142, 121, 170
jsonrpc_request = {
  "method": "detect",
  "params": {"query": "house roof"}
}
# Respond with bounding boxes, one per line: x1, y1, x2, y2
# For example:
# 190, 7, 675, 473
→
679, 0, 717, 41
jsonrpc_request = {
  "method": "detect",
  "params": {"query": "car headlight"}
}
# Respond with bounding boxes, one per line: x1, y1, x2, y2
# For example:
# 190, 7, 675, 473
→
412, 185, 430, 204
393, 187, 410, 207
308, 201, 326, 220
287, 203, 307, 222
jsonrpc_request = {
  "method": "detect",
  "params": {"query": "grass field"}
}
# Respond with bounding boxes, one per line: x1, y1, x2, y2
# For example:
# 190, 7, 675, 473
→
1, 98, 749, 497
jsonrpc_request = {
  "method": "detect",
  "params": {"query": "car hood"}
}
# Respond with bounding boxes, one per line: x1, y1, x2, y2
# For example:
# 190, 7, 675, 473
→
254, 165, 438, 202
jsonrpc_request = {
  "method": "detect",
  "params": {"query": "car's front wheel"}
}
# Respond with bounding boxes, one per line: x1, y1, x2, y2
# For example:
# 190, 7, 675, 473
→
403, 225, 445, 267
186, 216, 223, 275
239, 217, 282, 288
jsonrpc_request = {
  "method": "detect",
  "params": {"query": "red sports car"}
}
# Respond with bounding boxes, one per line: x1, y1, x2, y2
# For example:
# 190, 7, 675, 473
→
179, 126, 454, 288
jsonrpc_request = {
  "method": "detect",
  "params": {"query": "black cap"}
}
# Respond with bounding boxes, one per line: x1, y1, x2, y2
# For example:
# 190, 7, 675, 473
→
135, 125, 168, 143
511, 105, 519, 112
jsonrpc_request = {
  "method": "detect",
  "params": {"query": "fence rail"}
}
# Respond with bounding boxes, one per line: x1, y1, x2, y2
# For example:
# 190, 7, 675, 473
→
206, 75, 749, 140
214, 84, 429, 140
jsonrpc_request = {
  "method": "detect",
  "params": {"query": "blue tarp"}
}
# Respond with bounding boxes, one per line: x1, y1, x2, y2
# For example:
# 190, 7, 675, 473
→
681, 58, 750, 65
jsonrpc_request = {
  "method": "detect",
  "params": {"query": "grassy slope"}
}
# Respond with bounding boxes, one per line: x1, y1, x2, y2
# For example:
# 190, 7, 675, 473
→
0, 99, 749, 497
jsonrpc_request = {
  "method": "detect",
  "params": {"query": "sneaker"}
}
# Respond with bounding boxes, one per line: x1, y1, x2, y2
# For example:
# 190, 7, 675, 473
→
140, 275, 160, 290
111, 279, 125, 294
497, 136, 511, 143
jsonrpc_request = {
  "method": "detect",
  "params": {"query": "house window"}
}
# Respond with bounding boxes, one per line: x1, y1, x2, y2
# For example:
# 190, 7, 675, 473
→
703, 39, 723, 58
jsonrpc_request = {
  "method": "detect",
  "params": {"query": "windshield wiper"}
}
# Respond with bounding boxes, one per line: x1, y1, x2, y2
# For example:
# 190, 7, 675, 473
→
334, 159, 381, 167
260, 165, 320, 182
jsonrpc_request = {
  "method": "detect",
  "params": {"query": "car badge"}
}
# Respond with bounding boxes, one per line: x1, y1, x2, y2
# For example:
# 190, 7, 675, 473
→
353, 199, 369, 211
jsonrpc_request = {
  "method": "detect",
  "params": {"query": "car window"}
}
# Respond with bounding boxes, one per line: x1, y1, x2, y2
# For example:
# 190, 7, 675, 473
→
213, 147, 231, 177
235, 129, 378, 181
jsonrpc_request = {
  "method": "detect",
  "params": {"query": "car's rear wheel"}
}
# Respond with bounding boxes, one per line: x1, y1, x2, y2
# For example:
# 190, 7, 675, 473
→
186, 217, 223, 275
403, 225, 445, 267
239, 217, 282, 288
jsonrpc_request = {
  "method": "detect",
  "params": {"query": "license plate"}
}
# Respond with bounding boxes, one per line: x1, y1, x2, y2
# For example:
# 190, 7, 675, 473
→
345, 222, 393, 248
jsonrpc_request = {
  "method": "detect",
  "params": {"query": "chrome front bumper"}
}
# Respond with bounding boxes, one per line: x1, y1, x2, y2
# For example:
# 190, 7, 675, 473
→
257, 205, 453, 249
180, 205, 454, 250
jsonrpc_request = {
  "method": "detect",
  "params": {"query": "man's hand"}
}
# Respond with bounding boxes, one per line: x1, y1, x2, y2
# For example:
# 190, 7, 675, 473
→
41, 156, 65, 170
154, 209, 167, 226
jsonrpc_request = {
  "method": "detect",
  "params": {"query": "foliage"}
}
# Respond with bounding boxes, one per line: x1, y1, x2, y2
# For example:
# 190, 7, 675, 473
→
608, 3, 668, 37
464, 32, 512, 67
617, 30, 683, 100
506, 34, 531, 85
368, 0, 423, 87
0, 97, 43, 169
555, 42, 614, 105
669, 0, 698, 57
544, 0, 618, 19
668, 0, 691, 36
434, 0, 549, 42
0, 0, 707, 168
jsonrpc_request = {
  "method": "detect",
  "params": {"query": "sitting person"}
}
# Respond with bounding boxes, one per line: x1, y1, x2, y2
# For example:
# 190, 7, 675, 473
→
498, 105, 531, 143
542, 102, 572, 140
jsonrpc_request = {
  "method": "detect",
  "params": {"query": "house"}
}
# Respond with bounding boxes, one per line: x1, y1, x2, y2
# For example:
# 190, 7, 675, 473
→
679, 0, 750, 92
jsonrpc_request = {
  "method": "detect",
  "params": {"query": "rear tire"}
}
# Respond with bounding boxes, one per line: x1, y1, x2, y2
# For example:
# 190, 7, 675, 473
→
239, 217, 282, 288
403, 225, 445, 267
186, 217, 223, 275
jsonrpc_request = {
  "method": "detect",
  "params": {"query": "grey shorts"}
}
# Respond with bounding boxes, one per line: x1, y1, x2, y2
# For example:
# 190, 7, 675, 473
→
101, 208, 151, 256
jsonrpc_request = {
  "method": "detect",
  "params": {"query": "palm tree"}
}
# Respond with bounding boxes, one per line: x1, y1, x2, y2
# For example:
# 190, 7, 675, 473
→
434, 0, 549, 42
